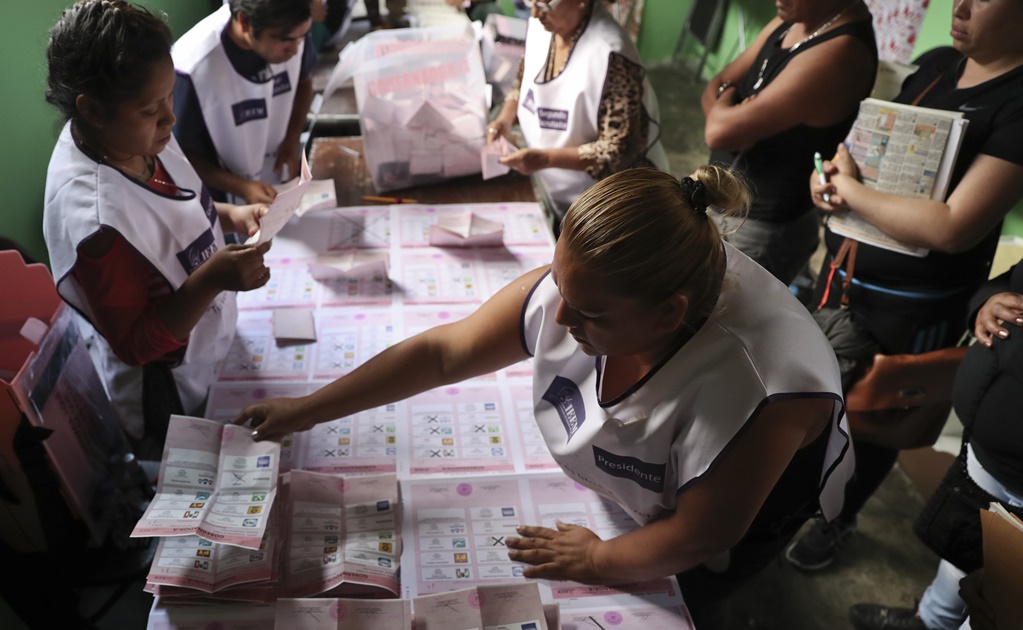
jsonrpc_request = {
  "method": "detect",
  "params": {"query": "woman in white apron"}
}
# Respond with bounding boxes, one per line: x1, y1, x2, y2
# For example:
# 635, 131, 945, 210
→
485, 0, 668, 232
42, 0, 272, 456
234, 167, 852, 629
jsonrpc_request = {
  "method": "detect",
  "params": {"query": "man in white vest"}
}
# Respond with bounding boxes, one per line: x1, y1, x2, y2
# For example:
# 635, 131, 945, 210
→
173, 0, 316, 205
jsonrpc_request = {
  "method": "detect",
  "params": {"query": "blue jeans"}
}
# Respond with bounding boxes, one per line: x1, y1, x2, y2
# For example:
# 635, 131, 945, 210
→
918, 444, 1023, 630
710, 209, 821, 287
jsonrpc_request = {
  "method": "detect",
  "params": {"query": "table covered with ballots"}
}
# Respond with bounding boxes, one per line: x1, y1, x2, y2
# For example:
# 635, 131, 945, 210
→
140, 196, 693, 628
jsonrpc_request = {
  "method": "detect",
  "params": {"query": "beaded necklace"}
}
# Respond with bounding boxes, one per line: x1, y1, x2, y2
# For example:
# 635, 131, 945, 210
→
751, 0, 862, 92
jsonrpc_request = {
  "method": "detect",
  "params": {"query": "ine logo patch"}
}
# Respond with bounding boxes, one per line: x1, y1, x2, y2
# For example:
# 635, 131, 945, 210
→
541, 376, 585, 439
232, 98, 268, 126
522, 88, 536, 114
592, 446, 665, 493
177, 229, 217, 275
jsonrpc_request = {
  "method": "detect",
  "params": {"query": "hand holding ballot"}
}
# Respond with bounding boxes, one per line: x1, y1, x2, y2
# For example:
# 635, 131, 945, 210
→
246, 152, 314, 246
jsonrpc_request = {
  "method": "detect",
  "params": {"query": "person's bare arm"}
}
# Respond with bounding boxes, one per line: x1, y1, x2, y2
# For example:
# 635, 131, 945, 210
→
815, 146, 1023, 252
234, 267, 546, 439
704, 33, 875, 152
701, 19, 777, 116
506, 397, 835, 582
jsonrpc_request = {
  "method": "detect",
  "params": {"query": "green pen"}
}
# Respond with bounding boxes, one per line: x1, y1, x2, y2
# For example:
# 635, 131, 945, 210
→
813, 152, 827, 185
813, 151, 831, 203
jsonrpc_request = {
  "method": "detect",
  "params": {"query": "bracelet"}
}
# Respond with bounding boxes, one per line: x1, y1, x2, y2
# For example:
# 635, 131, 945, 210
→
716, 80, 736, 99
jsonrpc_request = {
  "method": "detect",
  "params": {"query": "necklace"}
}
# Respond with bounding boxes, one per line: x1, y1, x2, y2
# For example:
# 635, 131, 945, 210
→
112, 154, 155, 182
751, 0, 861, 92
71, 121, 160, 183
543, 4, 591, 81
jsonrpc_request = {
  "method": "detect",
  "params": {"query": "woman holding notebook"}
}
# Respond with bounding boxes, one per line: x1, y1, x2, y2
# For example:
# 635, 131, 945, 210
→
786, 0, 1023, 600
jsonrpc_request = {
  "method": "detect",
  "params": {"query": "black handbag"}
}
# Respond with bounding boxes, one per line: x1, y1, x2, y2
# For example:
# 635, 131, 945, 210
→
912, 434, 1023, 573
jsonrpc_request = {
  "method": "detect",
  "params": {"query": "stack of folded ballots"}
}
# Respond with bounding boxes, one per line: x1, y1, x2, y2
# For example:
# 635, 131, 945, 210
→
131, 415, 401, 603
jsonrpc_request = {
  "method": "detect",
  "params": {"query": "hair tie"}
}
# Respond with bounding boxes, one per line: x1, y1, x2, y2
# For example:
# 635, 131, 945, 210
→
679, 177, 708, 215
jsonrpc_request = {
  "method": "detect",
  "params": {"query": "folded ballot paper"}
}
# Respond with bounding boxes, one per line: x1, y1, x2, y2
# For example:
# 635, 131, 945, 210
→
481, 135, 512, 180
295, 178, 338, 217
272, 308, 316, 345
322, 24, 488, 192
246, 152, 314, 246
131, 415, 281, 549
308, 250, 390, 281
144, 470, 402, 601
429, 212, 504, 247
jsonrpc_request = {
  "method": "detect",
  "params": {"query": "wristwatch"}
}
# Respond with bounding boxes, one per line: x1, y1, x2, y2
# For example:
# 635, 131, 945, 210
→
716, 80, 736, 99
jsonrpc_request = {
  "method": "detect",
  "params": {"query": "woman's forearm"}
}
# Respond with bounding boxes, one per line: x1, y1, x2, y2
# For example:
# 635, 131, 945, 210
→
832, 173, 960, 251
592, 512, 734, 581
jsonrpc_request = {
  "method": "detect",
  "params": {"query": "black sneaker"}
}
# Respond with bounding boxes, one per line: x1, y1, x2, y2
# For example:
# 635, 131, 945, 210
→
849, 604, 927, 630
783, 517, 855, 571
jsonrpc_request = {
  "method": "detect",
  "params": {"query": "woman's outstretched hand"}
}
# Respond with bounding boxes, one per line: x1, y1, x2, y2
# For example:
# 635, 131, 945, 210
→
232, 396, 316, 441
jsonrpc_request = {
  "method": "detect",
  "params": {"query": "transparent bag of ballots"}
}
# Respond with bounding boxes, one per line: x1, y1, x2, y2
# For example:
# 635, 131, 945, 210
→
481, 14, 526, 105
322, 24, 488, 192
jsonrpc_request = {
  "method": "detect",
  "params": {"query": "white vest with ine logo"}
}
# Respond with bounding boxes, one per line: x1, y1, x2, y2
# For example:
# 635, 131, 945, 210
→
43, 124, 237, 438
522, 243, 852, 526
173, 4, 302, 197
518, 2, 668, 212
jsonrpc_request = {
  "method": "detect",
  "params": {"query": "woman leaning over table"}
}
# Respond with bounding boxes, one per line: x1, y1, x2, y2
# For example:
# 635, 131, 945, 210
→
784, 0, 1023, 584
234, 167, 852, 630
42, 0, 272, 456
485, 0, 668, 231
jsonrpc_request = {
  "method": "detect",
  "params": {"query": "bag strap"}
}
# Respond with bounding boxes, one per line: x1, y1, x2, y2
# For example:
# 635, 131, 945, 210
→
817, 237, 859, 310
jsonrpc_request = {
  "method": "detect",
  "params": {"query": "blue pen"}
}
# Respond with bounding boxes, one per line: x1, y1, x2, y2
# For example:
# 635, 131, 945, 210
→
813, 151, 831, 203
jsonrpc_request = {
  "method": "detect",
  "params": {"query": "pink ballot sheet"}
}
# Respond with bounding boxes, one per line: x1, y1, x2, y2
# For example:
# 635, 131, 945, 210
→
413, 583, 548, 630
296, 398, 402, 474
402, 385, 517, 476
145, 525, 277, 593
396, 203, 554, 248
278, 471, 401, 598
311, 308, 397, 379
204, 382, 313, 472
131, 415, 280, 549
246, 152, 313, 246
396, 249, 484, 305
220, 310, 314, 380
237, 256, 321, 311
400, 472, 688, 611
274, 597, 412, 629
146, 600, 277, 630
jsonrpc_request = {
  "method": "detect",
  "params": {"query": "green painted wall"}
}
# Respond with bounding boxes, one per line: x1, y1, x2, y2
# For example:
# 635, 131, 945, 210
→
0, 0, 212, 266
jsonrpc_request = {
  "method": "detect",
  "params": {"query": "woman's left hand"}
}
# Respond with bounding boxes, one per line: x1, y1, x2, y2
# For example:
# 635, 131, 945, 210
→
499, 148, 550, 175
505, 522, 603, 583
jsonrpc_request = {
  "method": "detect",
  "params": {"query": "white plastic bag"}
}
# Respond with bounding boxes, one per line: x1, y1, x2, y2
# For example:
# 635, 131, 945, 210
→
325, 25, 488, 192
